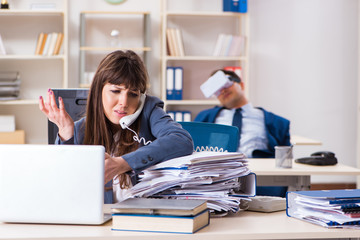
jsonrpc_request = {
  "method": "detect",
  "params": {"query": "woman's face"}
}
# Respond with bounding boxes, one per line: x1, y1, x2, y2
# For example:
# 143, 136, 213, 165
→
102, 83, 141, 125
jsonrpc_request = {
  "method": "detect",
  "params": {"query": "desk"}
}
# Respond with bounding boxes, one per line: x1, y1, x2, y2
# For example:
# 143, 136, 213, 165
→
291, 135, 322, 145
1, 211, 359, 240
248, 159, 360, 191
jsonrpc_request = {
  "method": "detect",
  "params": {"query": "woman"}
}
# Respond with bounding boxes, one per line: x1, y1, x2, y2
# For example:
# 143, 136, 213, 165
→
39, 50, 194, 203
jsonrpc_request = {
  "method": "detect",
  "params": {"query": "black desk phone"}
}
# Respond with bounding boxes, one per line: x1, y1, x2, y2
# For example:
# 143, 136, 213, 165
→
295, 151, 338, 166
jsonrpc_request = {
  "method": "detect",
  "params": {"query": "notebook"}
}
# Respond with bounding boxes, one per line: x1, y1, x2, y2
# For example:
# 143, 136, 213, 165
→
0, 144, 111, 225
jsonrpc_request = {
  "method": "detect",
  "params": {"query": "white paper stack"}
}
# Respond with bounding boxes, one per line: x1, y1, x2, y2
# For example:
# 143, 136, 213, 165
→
0, 115, 15, 132
127, 151, 256, 215
0, 71, 21, 100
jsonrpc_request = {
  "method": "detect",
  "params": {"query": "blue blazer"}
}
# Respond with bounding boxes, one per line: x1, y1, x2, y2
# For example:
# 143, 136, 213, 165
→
194, 106, 290, 158
56, 95, 194, 173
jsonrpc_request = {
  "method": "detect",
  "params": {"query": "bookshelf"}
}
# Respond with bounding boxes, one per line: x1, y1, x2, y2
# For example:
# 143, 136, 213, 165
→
79, 11, 151, 88
161, 0, 249, 120
0, 0, 68, 144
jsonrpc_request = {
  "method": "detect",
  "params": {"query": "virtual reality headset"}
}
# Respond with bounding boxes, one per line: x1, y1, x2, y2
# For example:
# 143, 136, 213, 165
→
200, 70, 238, 98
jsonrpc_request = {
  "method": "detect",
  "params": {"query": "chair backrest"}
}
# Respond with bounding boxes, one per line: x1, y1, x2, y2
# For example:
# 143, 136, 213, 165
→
179, 121, 239, 152
48, 89, 89, 144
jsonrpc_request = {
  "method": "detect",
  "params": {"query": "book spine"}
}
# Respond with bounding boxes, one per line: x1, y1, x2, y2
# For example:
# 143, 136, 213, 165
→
53, 32, 64, 55
35, 32, 44, 55
39, 33, 48, 55
47, 32, 58, 56
175, 29, 185, 56
170, 29, 179, 56
42, 33, 52, 56
166, 28, 176, 56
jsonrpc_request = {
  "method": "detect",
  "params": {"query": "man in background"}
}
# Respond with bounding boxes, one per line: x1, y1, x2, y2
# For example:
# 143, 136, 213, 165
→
195, 69, 291, 159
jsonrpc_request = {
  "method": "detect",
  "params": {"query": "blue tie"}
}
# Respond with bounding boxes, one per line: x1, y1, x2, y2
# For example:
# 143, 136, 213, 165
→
232, 108, 242, 141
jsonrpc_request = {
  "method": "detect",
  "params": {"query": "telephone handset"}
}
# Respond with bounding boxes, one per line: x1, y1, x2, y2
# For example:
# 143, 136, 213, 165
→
119, 93, 146, 129
119, 94, 152, 145
295, 151, 338, 166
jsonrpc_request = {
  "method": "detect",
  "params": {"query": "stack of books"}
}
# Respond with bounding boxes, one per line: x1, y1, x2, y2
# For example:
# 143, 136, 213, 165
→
0, 71, 21, 100
111, 198, 209, 234
166, 28, 185, 56
287, 189, 360, 228
35, 32, 64, 56
212, 34, 245, 57
126, 151, 256, 215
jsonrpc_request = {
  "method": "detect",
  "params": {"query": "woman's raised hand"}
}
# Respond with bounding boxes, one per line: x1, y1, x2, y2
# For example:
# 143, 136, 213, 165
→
39, 89, 74, 141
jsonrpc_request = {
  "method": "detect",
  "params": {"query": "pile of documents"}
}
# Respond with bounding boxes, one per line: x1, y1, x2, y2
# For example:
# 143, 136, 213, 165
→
287, 189, 360, 228
127, 151, 256, 215
0, 71, 20, 100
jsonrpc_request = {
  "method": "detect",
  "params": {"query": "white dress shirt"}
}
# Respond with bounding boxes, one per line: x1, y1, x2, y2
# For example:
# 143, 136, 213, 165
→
215, 103, 268, 158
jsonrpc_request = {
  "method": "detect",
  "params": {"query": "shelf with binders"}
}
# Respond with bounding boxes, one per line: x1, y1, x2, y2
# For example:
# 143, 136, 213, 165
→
161, 2, 249, 120
163, 59, 247, 119
79, 11, 151, 88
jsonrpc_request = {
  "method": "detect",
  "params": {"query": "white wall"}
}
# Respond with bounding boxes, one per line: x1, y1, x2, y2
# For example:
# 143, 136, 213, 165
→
249, 0, 358, 183
67, 0, 359, 183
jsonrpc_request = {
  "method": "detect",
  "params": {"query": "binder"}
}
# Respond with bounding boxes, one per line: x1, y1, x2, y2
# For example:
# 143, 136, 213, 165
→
166, 67, 174, 100
167, 111, 175, 120
223, 0, 247, 13
175, 111, 183, 122
183, 111, 191, 122
286, 189, 360, 228
174, 67, 183, 100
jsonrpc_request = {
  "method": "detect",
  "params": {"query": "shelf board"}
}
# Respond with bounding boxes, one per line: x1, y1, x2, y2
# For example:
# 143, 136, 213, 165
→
0, 9, 64, 16
81, 11, 150, 15
79, 83, 91, 88
80, 47, 151, 52
164, 99, 219, 105
0, 55, 65, 60
0, 99, 38, 105
164, 56, 247, 61
166, 11, 244, 17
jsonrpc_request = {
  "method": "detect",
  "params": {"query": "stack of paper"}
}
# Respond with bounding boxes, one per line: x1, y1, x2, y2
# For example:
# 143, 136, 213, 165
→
0, 71, 21, 101
127, 151, 255, 215
287, 189, 360, 228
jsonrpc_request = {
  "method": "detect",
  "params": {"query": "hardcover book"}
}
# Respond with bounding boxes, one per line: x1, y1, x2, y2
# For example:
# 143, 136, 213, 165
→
112, 210, 209, 234
111, 198, 209, 234
112, 198, 207, 216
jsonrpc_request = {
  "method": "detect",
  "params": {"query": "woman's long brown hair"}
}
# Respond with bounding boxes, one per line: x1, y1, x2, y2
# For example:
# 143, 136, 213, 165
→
83, 50, 148, 188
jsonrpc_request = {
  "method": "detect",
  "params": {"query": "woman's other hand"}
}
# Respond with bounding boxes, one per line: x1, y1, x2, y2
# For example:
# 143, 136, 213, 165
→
39, 89, 74, 141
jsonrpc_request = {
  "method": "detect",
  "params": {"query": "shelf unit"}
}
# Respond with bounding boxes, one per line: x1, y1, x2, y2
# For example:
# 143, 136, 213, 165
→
160, 0, 249, 120
79, 11, 151, 88
0, 0, 68, 144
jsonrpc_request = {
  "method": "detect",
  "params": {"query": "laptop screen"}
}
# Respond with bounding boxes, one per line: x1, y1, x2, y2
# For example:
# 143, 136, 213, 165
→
0, 144, 108, 225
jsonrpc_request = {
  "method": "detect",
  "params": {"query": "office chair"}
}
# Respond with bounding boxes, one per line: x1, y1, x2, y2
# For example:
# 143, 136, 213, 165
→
48, 89, 89, 144
178, 121, 239, 152
179, 121, 287, 197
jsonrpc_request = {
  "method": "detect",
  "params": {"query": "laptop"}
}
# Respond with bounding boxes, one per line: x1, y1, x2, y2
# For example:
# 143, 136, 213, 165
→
0, 144, 112, 225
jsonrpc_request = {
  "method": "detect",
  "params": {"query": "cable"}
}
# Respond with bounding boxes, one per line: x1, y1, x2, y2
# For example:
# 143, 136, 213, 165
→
124, 125, 152, 146
194, 146, 227, 152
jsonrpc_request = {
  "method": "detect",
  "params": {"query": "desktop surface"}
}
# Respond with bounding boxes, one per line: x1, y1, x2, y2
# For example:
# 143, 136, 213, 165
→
0, 211, 359, 240
248, 158, 360, 176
